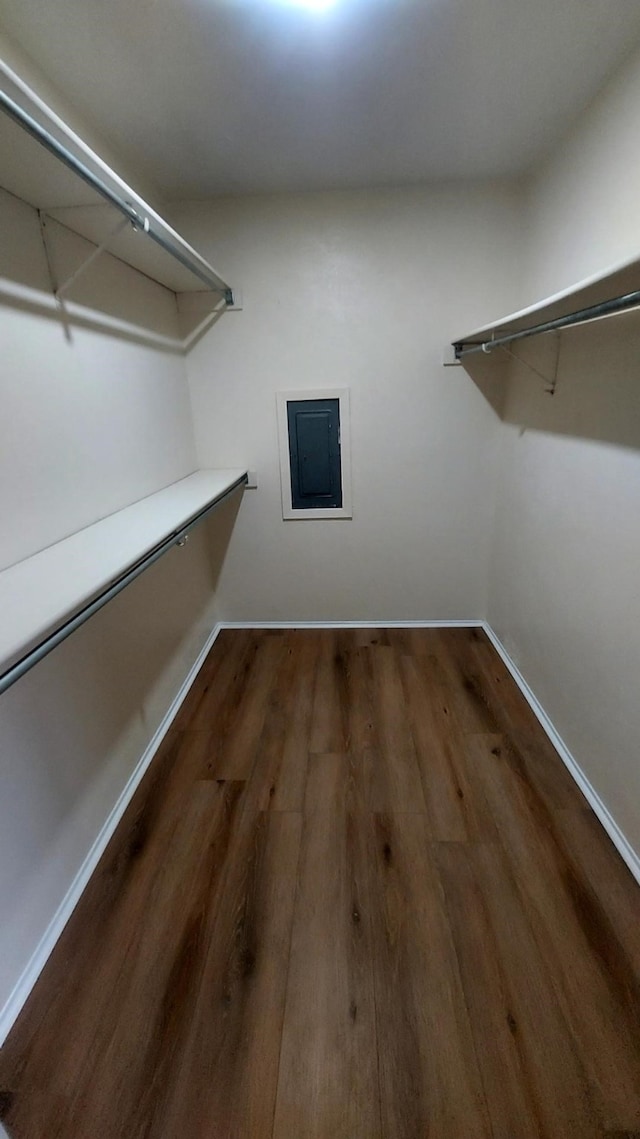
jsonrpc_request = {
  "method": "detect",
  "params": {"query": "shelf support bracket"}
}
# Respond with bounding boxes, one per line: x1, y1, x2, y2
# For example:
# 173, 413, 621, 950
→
498, 329, 561, 396
182, 296, 228, 351
37, 210, 59, 293
53, 215, 131, 298
38, 210, 72, 342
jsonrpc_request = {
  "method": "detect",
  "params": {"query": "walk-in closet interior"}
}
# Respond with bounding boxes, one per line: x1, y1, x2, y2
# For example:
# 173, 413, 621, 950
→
1, 2, 639, 1135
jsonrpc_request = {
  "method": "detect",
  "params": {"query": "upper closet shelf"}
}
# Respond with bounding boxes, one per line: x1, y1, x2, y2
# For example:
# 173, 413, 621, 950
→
0, 60, 233, 299
452, 250, 640, 361
0, 469, 248, 695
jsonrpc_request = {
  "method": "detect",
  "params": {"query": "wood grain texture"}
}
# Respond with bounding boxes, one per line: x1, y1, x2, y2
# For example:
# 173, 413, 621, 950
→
467, 731, 640, 1131
273, 805, 380, 1139
1, 627, 639, 1138
149, 809, 302, 1139
367, 646, 426, 812
436, 839, 600, 1138
368, 811, 492, 1139
399, 651, 497, 840
250, 630, 320, 812
309, 629, 351, 754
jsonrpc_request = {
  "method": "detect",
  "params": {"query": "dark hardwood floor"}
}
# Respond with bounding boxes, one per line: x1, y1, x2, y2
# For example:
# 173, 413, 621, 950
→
1, 627, 640, 1137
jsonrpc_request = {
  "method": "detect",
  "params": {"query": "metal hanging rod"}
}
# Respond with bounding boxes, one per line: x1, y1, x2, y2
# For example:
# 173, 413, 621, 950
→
0, 88, 234, 304
454, 287, 640, 360
0, 475, 247, 697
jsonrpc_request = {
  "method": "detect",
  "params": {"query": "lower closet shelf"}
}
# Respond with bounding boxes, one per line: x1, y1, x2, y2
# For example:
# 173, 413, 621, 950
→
0, 468, 247, 691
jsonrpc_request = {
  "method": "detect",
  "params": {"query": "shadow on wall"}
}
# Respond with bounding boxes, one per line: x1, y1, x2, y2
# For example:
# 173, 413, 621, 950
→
1, 187, 177, 347
204, 489, 244, 590
460, 307, 640, 452
0, 186, 225, 352
0, 498, 241, 936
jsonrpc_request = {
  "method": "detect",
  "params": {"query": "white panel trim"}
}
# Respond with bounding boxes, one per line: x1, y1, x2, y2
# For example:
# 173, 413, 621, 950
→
0, 621, 223, 1047
275, 389, 352, 520
482, 622, 640, 887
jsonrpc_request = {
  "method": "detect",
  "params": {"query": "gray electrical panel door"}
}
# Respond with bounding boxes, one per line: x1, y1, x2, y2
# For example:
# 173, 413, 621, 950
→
287, 398, 342, 510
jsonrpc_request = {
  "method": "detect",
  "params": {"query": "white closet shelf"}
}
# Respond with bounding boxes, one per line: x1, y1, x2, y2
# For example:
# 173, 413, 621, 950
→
452, 250, 640, 361
0, 61, 232, 298
0, 469, 247, 690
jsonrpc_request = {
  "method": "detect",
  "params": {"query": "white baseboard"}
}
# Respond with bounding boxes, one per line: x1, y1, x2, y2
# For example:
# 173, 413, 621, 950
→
482, 622, 640, 887
219, 619, 484, 629
0, 621, 223, 1048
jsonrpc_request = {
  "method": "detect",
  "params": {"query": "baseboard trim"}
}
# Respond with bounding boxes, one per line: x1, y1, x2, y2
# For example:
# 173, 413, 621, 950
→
482, 622, 640, 887
219, 619, 484, 629
0, 621, 224, 1048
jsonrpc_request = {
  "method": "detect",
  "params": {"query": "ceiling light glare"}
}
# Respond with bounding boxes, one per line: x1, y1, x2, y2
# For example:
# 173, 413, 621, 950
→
278, 0, 338, 11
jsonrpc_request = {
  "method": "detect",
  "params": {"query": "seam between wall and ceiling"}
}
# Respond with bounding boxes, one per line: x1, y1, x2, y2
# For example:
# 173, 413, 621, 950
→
0, 617, 637, 1050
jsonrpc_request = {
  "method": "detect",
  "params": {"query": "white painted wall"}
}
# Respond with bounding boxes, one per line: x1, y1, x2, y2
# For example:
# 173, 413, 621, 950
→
522, 43, 640, 301
488, 42, 640, 859
0, 143, 232, 1027
0, 190, 195, 569
177, 184, 523, 621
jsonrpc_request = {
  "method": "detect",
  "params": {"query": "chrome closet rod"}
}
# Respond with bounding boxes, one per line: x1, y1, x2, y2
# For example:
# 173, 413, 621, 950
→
0, 475, 247, 697
454, 287, 640, 359
0, 89, 234, 303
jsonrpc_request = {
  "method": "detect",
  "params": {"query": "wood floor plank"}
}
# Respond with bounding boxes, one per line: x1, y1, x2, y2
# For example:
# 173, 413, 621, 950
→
2, 780, 246, 1139
340, 644, 386, 811
465, 627, 556, 737
492, 725, 589, 812
400, 652, 497, 840
385, 627, 448, 657
2, 628, 640, 1138
367, 646, 426, 812
304, 752, 367, 813
145, 810, 303, 1139
273, 807, 380, 1139
247, 630, 320, 812
467, 732, 640, 1131
309, 629, 351, 753
351, 627, 390, 648
554, 807, 640, 976
427, 627, 506, 734
367, 812, 492, 1139
453, 631, 589, 811
343, 643, 377, 755
436, 840, 601, 1138
199, 631, 287, 779
172, 627, 257, 731
68, 780, 247, 1139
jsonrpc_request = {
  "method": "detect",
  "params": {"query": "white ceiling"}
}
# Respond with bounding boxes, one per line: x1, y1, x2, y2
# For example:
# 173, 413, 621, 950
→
2, 0, 640, 198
